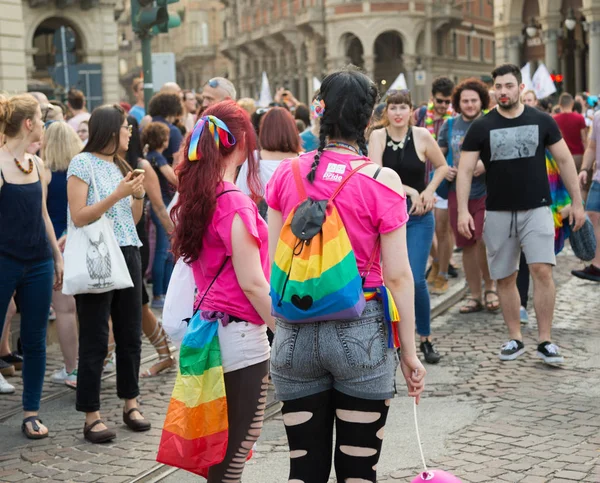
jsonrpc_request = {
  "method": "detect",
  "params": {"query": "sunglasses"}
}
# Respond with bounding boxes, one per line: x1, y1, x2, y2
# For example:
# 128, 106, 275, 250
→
435, 98, 451, 105
121, 124, 133, 134
256, 107, 271, 115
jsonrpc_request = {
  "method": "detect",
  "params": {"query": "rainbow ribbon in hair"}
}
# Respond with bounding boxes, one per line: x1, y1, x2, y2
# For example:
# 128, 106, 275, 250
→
188, 115, 236, 161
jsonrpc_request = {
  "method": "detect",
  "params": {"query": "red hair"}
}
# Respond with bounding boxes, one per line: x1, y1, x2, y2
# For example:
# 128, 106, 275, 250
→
259, 107, 301, 153
171, 100, 260, 263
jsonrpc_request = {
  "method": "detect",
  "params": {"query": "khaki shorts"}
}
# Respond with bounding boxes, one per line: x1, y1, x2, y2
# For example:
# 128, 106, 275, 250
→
483, 206, 555, 281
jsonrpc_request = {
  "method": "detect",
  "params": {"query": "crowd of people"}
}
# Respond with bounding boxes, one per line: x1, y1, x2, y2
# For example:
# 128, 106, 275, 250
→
0, 61, 597, 482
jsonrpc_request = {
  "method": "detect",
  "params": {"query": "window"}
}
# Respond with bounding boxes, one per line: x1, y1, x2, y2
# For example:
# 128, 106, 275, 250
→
480, 38, 484, 61
467, 35, 471, 60
201, 22, 209, 46
452, 31, 457, 57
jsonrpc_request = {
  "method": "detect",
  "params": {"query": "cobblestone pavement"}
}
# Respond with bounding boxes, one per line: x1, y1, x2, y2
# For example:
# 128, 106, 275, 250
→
2, 253, 599, 483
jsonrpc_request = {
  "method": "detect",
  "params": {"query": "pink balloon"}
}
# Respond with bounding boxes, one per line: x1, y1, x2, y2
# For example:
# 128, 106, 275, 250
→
411, 470, 462, 483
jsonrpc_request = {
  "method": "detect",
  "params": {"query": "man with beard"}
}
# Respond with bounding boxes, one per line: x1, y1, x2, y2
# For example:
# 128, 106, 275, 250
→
456, 64, 586, 365
437, 78, 499, 313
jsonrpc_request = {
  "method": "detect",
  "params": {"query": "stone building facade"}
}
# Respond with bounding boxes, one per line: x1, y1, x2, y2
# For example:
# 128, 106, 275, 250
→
0, 0, 120, 104
493, 0, 600, 96
220, 0, 496, 104
118, 0, 229, 99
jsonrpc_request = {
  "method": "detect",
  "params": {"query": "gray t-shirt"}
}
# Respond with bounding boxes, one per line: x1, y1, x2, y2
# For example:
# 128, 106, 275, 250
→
438, 115, 486, 199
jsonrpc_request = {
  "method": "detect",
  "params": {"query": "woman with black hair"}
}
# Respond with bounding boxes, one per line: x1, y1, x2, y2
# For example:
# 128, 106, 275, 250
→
265, 68, 426, 483
67, 104, 150, 443
125, 116, 175, 377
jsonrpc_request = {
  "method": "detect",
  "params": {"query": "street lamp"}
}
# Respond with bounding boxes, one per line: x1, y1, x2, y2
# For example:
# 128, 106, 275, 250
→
564, 7, 577, 31
526, 17, 539, 38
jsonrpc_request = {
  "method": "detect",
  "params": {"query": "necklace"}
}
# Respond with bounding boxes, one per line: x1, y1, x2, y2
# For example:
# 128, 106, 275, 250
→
3, 146, 33, 174
325, 141, 360, 155
387, 129, 410, 151
424, 101, 453, 139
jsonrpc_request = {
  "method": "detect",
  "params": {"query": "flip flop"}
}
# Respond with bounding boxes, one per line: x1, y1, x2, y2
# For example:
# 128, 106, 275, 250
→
22, 416, 48, 440
459, 297, 484, 314
484, 290, 500, 312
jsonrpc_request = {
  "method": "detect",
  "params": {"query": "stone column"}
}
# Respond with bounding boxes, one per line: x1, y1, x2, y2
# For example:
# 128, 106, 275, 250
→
238, 50, 248, 98
363, 55, 375, 82
506, 36, 521, 67
574, 45, 583, 94
0, 0, 27, 92
589, 21, 600, 97
403, 54, 418, 92
543, 29, 560, 74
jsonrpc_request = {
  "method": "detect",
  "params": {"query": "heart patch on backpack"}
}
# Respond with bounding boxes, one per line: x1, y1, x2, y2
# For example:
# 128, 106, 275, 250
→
291, 294, 313, 311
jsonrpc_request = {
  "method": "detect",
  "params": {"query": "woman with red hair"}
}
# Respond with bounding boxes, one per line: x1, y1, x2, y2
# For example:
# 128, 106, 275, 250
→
171, 100, 275, 482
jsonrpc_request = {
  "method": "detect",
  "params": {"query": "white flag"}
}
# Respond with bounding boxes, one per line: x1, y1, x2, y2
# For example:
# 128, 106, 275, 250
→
388, 72, 408, 91
312, 76, 322, 92
532, 63, 557, 99
257, 71, 273, 108
521, 62, 534, 92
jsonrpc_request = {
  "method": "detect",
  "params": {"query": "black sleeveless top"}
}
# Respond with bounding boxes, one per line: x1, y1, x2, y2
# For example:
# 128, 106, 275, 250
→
381, 127, 426, 193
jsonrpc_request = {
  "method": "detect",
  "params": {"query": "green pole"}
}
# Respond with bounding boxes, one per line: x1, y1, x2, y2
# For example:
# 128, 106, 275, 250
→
141, 32, 153, 112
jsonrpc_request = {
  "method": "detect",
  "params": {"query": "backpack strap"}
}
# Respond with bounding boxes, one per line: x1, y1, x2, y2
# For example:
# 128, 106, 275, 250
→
329, 162, 372, 202
291, 157, 307, 201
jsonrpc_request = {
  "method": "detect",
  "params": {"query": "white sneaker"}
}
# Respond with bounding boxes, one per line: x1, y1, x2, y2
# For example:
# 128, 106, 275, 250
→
51, 367, 77, 384
103, 353, 116, 373
0, 373, 15, 394
520, 306, 529, 324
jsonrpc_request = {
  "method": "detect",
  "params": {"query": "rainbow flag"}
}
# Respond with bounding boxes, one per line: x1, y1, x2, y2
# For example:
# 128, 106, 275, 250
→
157, 313, 228, 477
546, 150, 571, 254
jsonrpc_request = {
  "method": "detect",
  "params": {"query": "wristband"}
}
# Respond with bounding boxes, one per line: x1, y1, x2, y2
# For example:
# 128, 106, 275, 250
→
133, 193, 145, 200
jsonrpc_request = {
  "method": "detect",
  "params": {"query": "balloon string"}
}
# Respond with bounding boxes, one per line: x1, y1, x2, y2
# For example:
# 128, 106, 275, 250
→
413, 397, 428, 472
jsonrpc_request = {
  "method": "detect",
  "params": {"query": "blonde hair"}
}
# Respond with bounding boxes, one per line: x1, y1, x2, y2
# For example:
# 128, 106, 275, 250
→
41, 121, 83, 172
0, 94, 39, 138
41, 103, 64, 122
237, 98, 256, 115
522, 89, 537, 102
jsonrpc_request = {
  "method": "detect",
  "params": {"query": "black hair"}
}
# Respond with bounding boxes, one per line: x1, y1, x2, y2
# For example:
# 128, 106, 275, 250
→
83, 104, 131, 176
573, 100, 583, 114
431, 77, 455, 97
307, 66, 379, 182
492, 64, 522, 85
126, 115, 143, 169
148, 92, 183, 118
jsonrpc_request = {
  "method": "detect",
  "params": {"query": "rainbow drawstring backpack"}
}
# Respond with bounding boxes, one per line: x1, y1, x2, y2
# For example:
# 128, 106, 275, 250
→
271, 157, 376, 323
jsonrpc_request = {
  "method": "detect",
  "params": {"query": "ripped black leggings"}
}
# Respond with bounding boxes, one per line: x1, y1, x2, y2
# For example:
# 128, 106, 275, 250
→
207, 360, 270, 483
281, 389, 391, 483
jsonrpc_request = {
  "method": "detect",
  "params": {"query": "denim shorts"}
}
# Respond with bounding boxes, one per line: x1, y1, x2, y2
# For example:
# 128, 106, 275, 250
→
586, 181, 600, 213
270, 300, 399, 401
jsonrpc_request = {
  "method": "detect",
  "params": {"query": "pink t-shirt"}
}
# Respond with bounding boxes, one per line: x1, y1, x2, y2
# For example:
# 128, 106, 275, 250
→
265, 151, 409, 288
191, 183, 269, 325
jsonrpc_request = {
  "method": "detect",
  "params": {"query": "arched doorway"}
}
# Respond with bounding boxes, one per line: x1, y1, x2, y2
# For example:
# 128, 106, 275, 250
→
374, 31, 403, 92
32, 17, 83, 89
520, 0, 544, 66
341, 33, 364, 69
559, 0, 586, 94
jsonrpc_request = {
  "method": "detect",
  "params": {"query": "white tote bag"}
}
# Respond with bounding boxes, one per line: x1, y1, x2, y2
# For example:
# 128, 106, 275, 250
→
62, 161, 133, 296
162, 257, 196, 346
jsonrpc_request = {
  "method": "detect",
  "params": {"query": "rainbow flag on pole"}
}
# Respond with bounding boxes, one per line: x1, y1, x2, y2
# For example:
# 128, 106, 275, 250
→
157, 313, 228, 477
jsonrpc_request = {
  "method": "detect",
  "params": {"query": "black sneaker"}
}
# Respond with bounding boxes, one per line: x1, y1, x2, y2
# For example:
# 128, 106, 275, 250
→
571, 264, 600, 282
0, 352, 23, 370
537, 341, 564, 364
420, 340, 441, 364
448, 264, 459, 278
499, 339, 525, 361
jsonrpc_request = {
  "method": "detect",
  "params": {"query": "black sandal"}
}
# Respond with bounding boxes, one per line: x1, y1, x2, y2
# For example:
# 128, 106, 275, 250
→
123, 408, 151, 432
22, 416, 48, 440
83, 419, 116, 444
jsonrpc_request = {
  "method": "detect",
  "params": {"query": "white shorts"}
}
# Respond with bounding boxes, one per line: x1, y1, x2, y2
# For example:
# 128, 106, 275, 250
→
218, 320, 270, 373
435, 194, 448, 210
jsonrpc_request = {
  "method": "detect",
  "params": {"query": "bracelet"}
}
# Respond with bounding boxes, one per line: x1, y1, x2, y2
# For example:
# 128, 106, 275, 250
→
133, 193, 145, 200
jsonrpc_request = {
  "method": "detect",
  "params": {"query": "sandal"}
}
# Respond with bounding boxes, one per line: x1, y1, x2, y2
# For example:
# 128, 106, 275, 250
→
459, 297, 484, 314
123, 408, 151, 432
141, 322, 175, 378
484, 290, 500, 312
22, 416, 49, 440
84, 419, 116, 444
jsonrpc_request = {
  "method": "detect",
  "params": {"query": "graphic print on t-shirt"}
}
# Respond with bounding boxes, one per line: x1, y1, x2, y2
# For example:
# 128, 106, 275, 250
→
490, 125, 539, 161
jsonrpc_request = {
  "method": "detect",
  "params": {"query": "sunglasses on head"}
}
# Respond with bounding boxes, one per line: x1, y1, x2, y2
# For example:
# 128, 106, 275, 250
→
256, 107, 271, 115
435, 98, 451, 105
207, 79, 220, 88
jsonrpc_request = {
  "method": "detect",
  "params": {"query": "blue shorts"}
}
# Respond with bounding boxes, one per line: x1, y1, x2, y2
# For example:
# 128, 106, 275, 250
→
586, 181, 600, 213
270, 300, 399, 401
